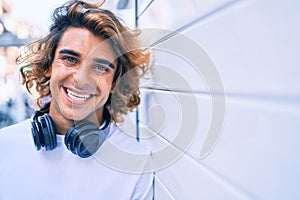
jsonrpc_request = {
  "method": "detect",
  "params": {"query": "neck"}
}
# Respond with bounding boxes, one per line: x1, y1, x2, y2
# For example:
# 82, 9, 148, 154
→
49, 113, 73, 135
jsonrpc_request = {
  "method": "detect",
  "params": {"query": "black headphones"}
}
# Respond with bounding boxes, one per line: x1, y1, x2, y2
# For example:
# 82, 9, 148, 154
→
31, 103, 110, 158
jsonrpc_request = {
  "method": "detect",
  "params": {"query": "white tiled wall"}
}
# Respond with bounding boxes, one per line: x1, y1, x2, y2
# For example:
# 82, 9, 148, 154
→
118, 0, 300, 199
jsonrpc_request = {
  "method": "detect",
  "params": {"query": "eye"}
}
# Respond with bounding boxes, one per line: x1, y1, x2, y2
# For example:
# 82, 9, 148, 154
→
93, 64, 110, 73
62, 56, 78, 65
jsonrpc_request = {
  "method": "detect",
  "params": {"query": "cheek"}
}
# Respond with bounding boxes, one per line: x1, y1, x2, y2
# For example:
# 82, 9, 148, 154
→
50, 63, 74, 82
49, 69, 62, 85
96, 73, 115, 90
97, 80, 113, 94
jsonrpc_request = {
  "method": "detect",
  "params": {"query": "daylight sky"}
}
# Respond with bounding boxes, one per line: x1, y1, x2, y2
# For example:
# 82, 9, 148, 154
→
11, 0, 67, 32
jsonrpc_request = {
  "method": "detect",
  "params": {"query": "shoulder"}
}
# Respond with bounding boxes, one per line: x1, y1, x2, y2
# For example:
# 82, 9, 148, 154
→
0, 119, 33, 155
107, 122, 151, 154
0, 119, 31, 139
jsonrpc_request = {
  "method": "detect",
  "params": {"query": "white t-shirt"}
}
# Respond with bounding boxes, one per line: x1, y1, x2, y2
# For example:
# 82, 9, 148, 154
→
0, 119, 154, 200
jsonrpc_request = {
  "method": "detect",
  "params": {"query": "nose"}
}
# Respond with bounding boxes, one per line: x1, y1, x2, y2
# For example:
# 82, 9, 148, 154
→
73, 63, 94, 91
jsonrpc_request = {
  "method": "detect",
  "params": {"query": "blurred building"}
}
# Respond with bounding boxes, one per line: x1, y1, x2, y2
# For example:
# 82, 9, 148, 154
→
0, 0, 37, 128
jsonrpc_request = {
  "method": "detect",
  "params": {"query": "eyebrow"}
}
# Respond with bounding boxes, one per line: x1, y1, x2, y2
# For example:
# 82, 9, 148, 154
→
58, 49, 81, 57
94, 58, 115, 69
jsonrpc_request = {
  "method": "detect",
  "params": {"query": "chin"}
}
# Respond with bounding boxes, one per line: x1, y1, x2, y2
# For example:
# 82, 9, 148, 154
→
61, 109, 88, 121
69, 112, 99, 122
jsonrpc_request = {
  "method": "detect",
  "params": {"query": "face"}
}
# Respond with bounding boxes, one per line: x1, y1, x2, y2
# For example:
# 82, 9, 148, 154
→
47, 27, 116, 128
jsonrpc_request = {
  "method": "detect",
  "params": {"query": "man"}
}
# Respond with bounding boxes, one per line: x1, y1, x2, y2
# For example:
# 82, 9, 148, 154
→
0, 0, 153, 199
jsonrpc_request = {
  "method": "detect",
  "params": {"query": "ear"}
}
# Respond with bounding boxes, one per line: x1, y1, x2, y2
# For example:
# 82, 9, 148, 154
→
110, 79, 116, 93
110, 85, 115, 93
45, 67, 52, 77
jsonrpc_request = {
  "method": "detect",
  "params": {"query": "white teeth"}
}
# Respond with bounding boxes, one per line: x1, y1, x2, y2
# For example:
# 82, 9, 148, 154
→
66, 89, 91, 101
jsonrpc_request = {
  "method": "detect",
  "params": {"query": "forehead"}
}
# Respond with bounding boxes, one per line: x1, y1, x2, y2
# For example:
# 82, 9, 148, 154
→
57, 27, 116, 61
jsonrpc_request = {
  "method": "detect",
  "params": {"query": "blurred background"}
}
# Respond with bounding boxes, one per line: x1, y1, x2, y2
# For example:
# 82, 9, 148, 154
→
0, 0, 67, 127
1, 0, 300, 199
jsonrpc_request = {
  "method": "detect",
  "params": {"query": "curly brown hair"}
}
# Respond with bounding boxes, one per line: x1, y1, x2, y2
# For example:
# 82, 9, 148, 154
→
17, 0, 150, 123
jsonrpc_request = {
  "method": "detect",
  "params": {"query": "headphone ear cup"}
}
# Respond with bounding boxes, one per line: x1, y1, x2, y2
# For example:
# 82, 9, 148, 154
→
38, 114, 57, 150
31, 114, 43, 150
31, 113, 57, 151
65, 121, 106, 158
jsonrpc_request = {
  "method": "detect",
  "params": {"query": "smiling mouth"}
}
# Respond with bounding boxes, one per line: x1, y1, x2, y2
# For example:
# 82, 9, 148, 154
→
64, 88, 94, 101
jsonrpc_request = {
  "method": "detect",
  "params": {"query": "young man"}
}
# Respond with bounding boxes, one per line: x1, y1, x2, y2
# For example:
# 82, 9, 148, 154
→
0, 0, 153, 199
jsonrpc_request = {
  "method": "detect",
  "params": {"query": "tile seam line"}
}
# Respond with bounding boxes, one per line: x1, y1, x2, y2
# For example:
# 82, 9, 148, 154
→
141, 124, 261, 200
150, 0, 243, 47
